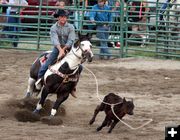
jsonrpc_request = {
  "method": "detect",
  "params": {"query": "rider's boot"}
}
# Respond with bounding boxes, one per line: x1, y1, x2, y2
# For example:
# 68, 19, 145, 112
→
70, 87, 77, 98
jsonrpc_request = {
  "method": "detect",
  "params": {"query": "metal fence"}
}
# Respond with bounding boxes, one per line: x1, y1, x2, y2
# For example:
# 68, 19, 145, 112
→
0, 0, 180, 59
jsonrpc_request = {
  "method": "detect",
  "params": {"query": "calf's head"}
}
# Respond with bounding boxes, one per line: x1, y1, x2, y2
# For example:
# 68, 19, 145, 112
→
122, 98, 134, 115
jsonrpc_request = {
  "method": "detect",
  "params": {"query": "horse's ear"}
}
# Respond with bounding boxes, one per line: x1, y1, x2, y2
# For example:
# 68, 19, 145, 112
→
78, 32, 81, 39
78, 32, 91, 41
86, 33, 92, 40
74, 40, 80, 48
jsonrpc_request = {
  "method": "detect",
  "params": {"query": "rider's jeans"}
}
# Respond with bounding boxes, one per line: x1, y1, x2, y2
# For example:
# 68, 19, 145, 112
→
38, 47, 59, 78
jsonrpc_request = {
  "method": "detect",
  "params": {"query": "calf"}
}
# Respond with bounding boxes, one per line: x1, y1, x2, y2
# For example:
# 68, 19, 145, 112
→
89, 93, 134, 133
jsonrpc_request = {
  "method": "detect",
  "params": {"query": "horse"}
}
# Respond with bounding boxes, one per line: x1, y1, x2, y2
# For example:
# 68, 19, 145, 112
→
25, 33, 93, 117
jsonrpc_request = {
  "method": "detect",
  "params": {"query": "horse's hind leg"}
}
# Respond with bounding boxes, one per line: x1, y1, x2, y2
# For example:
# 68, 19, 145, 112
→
25, 77, 36, 98
33, 86, 49, 113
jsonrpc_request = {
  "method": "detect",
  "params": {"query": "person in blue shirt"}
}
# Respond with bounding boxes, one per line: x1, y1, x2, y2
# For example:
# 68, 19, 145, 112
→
159, 0, 176, 21
89, 0, 112, 60
5, 0, 28, 47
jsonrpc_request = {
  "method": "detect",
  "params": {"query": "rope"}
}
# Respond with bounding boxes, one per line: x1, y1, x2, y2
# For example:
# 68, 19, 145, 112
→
84, 66, 153, 130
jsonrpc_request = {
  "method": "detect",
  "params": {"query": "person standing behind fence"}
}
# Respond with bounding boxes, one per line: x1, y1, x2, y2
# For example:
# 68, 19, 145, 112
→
90, 0, 112, 60
0, 0, 8, 14
0, 0, 8, 33
5, 0, 28, 47
127, 0, 149, 47
159, 0, 176, 28
52, 0, 66, 18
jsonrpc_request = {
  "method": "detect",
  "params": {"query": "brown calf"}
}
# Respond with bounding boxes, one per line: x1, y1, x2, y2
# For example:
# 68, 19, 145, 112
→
89, 93, 134, 133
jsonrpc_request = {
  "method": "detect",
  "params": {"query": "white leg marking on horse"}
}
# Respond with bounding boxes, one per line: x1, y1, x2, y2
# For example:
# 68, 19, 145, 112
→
27, 77, 36, 94
51, 109, 57, 116
35, 78, 42, 90
36, 103, 42, 110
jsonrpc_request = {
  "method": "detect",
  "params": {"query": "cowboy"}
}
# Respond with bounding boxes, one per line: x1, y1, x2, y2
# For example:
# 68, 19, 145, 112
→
35, 9, 76, 97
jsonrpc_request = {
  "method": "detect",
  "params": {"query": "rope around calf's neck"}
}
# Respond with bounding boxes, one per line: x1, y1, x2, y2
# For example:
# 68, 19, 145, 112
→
84, 66, 153, 130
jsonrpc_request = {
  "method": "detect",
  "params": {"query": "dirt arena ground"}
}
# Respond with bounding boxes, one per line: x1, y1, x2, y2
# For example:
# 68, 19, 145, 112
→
0, 49, 180, 140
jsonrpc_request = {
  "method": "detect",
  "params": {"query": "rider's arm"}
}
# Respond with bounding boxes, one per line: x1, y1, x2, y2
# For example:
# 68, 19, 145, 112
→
65, 24, 76, 49
89, 5, 97, 23
50, 24, 62, 51
50, 24, 65, 59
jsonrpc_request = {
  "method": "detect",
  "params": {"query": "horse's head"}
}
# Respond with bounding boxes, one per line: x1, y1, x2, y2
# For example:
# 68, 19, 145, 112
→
73, 33, 94, 63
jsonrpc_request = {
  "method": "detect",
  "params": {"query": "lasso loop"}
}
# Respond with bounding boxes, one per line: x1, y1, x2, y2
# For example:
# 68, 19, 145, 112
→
84, 66, 153, 130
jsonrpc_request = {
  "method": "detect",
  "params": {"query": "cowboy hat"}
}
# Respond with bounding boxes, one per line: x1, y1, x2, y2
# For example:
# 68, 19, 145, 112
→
53, 9, 69, 18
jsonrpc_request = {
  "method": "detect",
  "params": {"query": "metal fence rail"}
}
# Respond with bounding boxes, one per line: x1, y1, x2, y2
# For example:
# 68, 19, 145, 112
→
0, 0, 180, 59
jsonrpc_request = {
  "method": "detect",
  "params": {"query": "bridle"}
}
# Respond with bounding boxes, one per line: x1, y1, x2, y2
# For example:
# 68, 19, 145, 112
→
72, 40, 92, 61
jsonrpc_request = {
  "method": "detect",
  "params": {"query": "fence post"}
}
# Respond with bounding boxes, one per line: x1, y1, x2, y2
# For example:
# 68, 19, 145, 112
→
120, 0, 124, 58
37, 0, 43, 50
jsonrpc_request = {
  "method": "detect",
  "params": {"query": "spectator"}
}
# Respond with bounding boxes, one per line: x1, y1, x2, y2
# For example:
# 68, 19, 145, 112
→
63, 0, 72, 6
54, 0, 73, 16
4, 0, 28, 47
109, 0, 121, 35
159, 0, 176, 26
89, 0, 112, 59
127, 0, 149, 47
53, 0, 66, 17
55, 0, 65, 8
0, 0, 8, 14
112, 0, 120, 16
0, 0, 8, 31
107, 0, 116, 8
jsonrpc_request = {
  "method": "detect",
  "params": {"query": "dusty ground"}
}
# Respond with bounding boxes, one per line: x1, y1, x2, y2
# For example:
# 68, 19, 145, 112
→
0, 49, 180, 140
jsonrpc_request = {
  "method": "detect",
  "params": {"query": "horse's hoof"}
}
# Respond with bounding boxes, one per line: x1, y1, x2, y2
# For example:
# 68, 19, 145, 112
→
89, 119, 95, 125
96, 126, 102, 132
49, 115, 54, 119
33, 109, 40, 114
24, 92, 31, 99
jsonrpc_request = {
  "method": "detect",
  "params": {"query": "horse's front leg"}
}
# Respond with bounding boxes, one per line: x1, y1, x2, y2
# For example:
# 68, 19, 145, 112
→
33, 86, 49, 113
25, 77, 36, 98
50, 92, 69, 116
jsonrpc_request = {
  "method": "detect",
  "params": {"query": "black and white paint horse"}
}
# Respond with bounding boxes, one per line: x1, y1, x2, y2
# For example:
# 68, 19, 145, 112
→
25, 33, 93, 117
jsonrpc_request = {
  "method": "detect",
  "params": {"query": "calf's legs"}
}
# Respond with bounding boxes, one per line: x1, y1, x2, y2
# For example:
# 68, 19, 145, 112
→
96, 116, 109, 131
89, 103, 105, 125
108, 120, 119, 133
